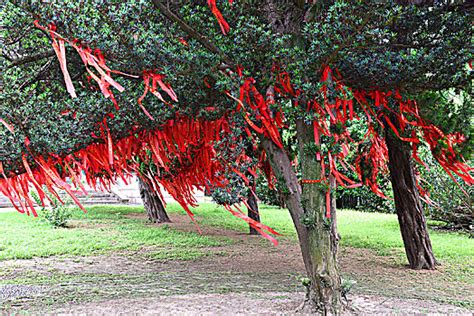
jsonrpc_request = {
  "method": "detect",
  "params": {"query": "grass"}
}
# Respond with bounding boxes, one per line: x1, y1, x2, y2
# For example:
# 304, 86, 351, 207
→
168, 203, 473, 260
167, 203, 473, 281
0, 205, 229, 261
0, 203, 472, 280
1, 203, 473, 311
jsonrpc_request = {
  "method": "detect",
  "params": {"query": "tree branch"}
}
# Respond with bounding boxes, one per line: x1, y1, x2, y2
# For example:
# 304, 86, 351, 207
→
7, 50, 55, 68
18, 57, 55, 90
150, 0, 234, 67
4, 26, 34, 45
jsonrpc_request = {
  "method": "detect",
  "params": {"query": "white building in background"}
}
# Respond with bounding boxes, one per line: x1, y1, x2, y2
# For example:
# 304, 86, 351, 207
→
0, 175, 210, 208
84, 175, 210, 205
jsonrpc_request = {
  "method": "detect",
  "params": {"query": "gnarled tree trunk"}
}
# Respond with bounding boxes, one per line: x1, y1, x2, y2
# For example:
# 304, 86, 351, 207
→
260, 120, 343, 314
138, 178, 171, 223
261, 2, 343, 313
385, 130, 437, 269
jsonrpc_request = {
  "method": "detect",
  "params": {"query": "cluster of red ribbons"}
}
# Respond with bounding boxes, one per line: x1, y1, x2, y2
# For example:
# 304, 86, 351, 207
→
204, 6, 471, 216
34, 21, 138, 108
0, 115, 280, 243
0, 20, 281, 243
237, 79, 284, 148
231, 65, 472, 218
138, 70, 178, 120
207, 0, 232, 35
353, 89, 473, 187
34, 22, 178, 114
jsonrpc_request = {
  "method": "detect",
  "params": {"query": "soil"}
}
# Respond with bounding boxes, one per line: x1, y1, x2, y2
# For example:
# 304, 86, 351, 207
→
0, 213, 472, 314
47, 293, 472, 315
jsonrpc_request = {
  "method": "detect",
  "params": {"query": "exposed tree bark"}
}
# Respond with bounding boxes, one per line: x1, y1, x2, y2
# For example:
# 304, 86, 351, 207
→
6, 50, 55, 68
246, 185, 260, 235
385, 129, 437, 270
244, 144, 261, 235
295, 120, 343, 314
261, 120, 343, 314
277, 191, 286, 209
138, 178, 171, 223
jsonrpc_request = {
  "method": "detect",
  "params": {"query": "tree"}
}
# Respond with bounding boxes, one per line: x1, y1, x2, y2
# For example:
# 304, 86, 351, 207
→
1, 1, 472, 314
136, 154, 173, 224
138, 177, 171, 223
385, 125, 437, 269
246, 175, 260, 235
383, 0, 472, 269
417, 91, 473, 231
211, 171, 262, 235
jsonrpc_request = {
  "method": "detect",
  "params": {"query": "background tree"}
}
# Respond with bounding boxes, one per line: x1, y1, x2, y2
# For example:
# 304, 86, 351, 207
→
137, 162, 171, 223
417, 90, 473, 231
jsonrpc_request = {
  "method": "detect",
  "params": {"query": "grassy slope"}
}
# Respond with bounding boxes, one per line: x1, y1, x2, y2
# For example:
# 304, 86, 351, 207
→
0, 203, 472, 280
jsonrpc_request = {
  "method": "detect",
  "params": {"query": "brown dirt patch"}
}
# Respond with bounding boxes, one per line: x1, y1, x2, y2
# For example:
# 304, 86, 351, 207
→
49, 293, 472, 315
339, 247, 474, 306
67, 220, 111, 229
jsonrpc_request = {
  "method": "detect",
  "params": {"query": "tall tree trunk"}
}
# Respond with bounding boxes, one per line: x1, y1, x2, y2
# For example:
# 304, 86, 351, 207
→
385, 130, 437, 270
247, 187, 260, 235
260, 121, 343, 314
263, 2, 343, 313
138, 178, 171, 223
245, 145, 261, 235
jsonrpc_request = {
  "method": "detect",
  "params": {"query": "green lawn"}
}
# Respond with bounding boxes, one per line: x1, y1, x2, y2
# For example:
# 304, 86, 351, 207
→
169, 203, 473, 264
0, 205, 228, 261
168, 203, 473, 281
0, 203, 472, 280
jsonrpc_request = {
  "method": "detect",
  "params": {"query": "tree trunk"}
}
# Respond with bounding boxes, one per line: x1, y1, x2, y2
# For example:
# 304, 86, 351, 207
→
260, 120, 343, 314
385, 130, 437, 270
138, 178, 171, 223
247, 188, 260, 235
261, 2, 343, 312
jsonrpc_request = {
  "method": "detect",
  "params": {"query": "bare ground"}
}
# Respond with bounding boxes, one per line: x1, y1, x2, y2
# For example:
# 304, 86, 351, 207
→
0, 213, 472, 314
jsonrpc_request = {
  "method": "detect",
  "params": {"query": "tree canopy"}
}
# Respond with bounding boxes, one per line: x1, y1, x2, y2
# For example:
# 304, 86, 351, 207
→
2, 0, 471, 194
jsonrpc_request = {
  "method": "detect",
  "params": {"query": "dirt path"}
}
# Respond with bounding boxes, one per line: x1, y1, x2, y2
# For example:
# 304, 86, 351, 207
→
1, 213, 472, 314
49, 293, 471, 315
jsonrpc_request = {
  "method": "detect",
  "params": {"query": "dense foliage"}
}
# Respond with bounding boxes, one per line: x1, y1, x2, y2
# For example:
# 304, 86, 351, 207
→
1, 1, 471, 167
421, 156, 473, 231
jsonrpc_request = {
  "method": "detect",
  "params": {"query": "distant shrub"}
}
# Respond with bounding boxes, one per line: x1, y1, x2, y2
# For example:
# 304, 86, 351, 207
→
31, 190, 73, 228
